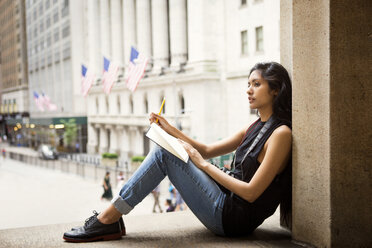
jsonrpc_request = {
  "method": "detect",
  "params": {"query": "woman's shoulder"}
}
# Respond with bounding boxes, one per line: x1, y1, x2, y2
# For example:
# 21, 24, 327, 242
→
270, 125, 292, 142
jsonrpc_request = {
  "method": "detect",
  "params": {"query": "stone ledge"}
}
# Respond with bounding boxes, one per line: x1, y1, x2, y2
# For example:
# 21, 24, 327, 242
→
0, 210, 302, 248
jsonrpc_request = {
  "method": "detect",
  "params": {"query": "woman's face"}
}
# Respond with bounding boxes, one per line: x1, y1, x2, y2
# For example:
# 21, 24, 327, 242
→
246, 70, 277, 110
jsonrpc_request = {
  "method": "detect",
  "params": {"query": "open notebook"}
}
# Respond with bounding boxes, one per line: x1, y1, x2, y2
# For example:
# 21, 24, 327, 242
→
146, 123, 189, 163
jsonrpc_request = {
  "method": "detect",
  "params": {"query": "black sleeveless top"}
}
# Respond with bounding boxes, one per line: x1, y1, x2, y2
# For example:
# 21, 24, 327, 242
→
220, 117, 291, 237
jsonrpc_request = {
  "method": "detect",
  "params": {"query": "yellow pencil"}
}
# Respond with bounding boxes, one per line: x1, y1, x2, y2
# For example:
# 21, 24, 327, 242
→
156, 98, 166, 123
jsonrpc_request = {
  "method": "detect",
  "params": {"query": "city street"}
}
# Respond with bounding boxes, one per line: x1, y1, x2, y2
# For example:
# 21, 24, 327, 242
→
0, 158, 170, 230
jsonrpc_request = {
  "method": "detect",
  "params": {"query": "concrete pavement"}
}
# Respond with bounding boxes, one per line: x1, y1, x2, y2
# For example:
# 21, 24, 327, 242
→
0, 151, 304, 247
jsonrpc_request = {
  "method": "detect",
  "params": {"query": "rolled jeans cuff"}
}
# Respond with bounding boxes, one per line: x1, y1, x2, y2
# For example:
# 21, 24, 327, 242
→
111, 195, 133, 215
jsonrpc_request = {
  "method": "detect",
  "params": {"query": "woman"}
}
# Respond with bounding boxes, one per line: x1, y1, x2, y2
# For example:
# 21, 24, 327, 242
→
63, 62, 292, 242
101, 172, 113, 201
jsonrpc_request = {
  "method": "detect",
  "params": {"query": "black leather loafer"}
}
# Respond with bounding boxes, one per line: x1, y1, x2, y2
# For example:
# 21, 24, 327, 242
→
71, 215, 126, 236
63, 211, 122, 242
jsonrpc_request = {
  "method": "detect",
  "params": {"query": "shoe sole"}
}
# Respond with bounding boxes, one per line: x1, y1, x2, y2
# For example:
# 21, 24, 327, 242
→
71, 228, 126, 236
63, 232, 122, 243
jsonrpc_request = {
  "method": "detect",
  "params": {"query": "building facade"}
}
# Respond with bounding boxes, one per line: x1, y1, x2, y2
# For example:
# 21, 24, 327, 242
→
25, 0, 87, 151
84, 0, 280, 161
0, 0, 29, 144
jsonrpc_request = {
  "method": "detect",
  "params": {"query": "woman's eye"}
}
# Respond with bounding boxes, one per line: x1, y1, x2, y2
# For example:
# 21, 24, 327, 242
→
255, 82, 260, 87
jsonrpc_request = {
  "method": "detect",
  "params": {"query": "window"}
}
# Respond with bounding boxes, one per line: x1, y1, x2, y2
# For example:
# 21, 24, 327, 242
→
130, 95, 134, 114
117, 95, 121, 114
46, 33, 51, 47
62, 42, 70, 59
241, 0, 247, 5
179, 94, 185, 114
46, 16, 51, 29
53, 8, 58, 23
54, 28, 59, 41
62, 24, 69, 38
40, 21, 44, 33
54, 50, 60, 63
160, 96, 165, 114
144, 94, 148, 113
241, 30, 248, 55
39, 2, 43, 15
46, 0, 50, 9
33, 9, 37, 20
255, 26, 264, 52
96, 97, 99, 114
34, 27, 37, 37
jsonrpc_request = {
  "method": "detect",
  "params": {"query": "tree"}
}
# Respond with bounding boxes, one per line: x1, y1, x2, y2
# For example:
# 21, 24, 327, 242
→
60, 118, 77, 151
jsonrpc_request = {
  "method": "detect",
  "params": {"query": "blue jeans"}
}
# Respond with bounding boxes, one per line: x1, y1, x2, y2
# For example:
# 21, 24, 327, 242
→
111, 145, 226, 236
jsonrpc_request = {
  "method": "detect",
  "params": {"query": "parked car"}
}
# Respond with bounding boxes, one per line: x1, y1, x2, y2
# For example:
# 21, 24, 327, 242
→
38, 144, 58, 160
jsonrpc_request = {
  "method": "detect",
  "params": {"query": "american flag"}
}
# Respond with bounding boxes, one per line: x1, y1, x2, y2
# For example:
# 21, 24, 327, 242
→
33, 91, 45, 111
41, 92, 57, 111
102, 57, 119, 94
125, 46, 148, 92
81, 64, 95, 97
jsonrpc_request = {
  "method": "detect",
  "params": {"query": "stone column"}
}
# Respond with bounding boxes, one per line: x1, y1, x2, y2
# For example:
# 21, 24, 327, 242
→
87, 0, 99, 74
136, 0, 152, 68
99, 125, 108, 153
110, 0, 123, 72
99, 0, 111, 58
87, 123, 97, 154
169, 0, 187, 69
151, 0, 169, 73
135, 127, 144, 156
281, 0, 372, 247
123, 0, 136, 66
109, 126, 118, 154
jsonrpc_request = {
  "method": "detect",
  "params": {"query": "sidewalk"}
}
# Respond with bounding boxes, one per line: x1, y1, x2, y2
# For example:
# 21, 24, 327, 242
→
0, 210, 301, 248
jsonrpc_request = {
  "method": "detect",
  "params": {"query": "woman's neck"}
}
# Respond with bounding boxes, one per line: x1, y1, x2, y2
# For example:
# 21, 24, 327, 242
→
258, 107, 273, 122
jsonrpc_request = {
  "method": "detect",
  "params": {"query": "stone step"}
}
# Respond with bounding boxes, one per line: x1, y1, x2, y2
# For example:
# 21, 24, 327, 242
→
0, 210, 301, 248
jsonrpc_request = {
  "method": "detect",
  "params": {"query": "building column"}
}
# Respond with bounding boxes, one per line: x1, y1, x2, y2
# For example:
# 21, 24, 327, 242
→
151, 0, 169, 73
99, 0, 111, 58
110, 0, 123, 74
281, 0, 371, 247
87, 0, 99, 74
122, 0, 136, 67
99, 125, 108, 153
169, 0, 187, 69
109, 126, 118, 154
87, 123, 98, 154
120, 126, 130, 157
136, 0, 152, 69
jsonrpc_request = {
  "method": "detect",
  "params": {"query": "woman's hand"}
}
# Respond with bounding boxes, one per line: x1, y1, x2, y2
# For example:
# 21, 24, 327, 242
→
149, 112, 174, 134
178, 139, 208, 170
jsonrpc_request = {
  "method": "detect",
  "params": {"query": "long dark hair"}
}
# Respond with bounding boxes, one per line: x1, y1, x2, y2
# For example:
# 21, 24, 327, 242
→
249, 62, 292, 126
250, 62, 292, 229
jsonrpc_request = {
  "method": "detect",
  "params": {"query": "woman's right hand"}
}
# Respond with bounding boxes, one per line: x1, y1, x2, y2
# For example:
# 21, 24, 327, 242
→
149, 112, 174, 135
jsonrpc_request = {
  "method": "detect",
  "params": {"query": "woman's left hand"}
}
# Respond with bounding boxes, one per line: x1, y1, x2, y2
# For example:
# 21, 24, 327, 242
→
178, 139, 207, 170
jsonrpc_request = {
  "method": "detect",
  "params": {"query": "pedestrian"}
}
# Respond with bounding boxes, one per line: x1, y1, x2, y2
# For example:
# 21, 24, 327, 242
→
63, 62, 292, 242
165, 198, 175, 212
116, 171, 125, 194
175, 190, 187, 211
151, 184, 163, 213
101, 172, 113, 201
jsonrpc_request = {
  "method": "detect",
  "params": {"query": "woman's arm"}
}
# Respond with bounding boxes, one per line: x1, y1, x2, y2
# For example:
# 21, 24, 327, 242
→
180, 125, 292, 203
149, 112, 247, 159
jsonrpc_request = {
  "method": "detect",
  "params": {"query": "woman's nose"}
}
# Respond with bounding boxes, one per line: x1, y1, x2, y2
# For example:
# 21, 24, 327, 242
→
247, 86, 253, 95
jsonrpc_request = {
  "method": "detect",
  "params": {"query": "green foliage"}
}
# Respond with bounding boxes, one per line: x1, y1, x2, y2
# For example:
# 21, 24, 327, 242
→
60, 118, 77, 147
131, 156, 146, 162
102, 153, 118, 159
